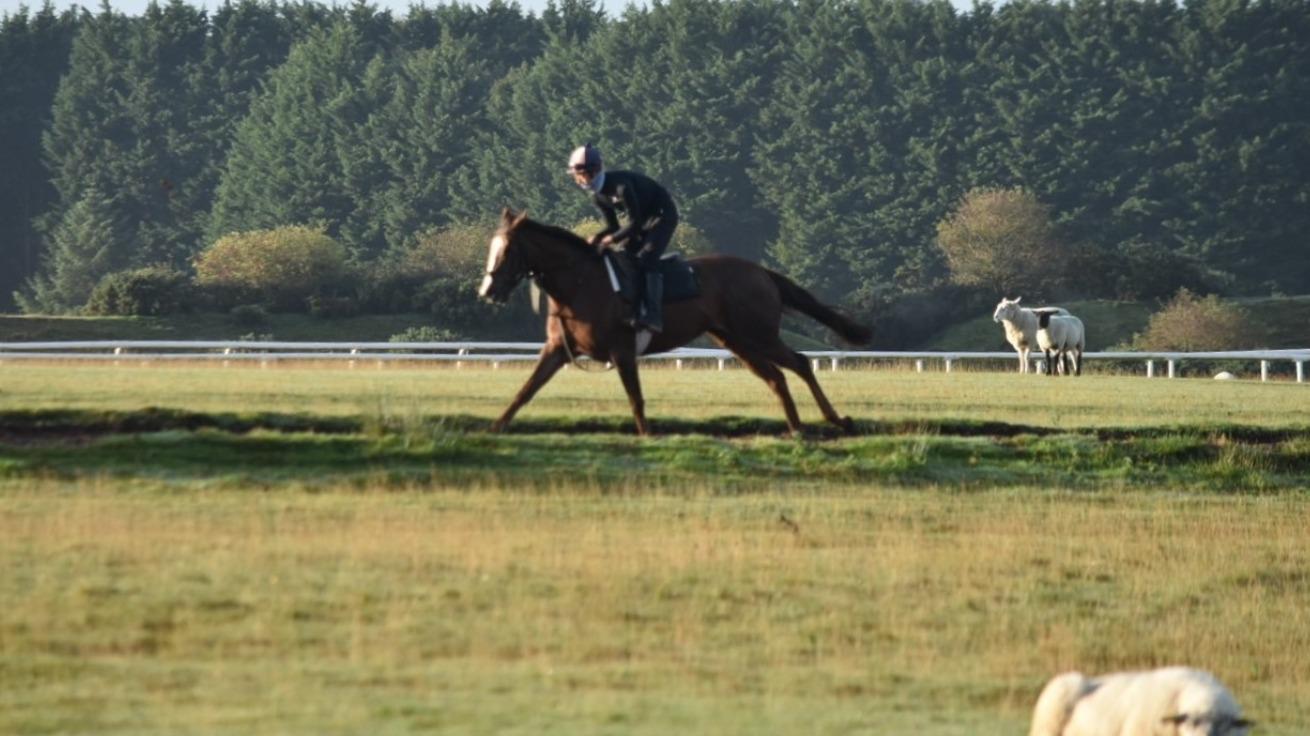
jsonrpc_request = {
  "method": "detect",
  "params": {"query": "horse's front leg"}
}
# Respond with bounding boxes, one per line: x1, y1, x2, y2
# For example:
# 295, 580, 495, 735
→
491, 342, 569, 432
612, 352, 650, 436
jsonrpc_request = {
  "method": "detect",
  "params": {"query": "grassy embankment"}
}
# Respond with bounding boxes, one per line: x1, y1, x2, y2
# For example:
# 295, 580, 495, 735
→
2, 364, 1310, 734
923, 296, 1310, 351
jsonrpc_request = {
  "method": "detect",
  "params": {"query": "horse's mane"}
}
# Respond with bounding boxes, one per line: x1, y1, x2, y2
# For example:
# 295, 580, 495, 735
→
518, 217, 592, 254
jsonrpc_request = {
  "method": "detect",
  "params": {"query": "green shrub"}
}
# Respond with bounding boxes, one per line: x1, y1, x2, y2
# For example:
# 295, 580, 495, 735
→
936, 187, 1067, 298
389, 325, 459, 342
1130, 289, 1264, 351
83, 267, 193, 316
230, 304, 269, 328
355, 221, 492, 315
307, 295, 359, 319
196, 226, 346, 310
399, 222, 491, 281
415, 275, 500, 325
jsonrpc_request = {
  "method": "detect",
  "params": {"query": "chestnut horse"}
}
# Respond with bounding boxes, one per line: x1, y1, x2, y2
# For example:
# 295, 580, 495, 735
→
478, 209, 873, 435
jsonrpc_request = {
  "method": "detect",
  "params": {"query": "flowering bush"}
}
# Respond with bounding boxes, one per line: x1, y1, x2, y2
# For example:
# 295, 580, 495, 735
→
1130, 289, 1262, 351
936, 187, 1066, 297
196, 226, 346, 309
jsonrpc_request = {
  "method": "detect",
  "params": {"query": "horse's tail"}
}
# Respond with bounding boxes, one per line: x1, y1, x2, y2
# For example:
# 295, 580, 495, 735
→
766, 270, 874, 345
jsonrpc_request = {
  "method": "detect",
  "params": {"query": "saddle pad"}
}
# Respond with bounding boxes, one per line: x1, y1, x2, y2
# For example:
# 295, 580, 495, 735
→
604, 252, 700, 303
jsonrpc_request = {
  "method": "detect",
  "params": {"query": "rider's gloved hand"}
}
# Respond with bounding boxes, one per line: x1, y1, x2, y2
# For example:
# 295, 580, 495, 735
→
590, 233, 615, 255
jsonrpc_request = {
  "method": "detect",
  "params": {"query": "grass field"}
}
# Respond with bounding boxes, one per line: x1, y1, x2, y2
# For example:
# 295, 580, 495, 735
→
2, 362, 1309, 734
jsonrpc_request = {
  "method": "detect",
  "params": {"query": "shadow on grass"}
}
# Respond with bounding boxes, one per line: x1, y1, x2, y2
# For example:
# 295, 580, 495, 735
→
4, 409, 1310, 496
4, 408, 1310, 445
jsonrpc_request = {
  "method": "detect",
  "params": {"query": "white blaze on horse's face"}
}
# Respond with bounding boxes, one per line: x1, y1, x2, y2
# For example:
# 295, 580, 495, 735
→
479, 233, 508, 298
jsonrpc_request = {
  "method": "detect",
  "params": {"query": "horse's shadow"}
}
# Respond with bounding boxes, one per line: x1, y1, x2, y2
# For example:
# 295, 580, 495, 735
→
463, 415, 1057, 440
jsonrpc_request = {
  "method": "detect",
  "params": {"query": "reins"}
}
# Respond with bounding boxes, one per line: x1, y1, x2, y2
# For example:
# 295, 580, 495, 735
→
506, 226, 618, 373
525, 268, 613, 373
553, 310, 613, 373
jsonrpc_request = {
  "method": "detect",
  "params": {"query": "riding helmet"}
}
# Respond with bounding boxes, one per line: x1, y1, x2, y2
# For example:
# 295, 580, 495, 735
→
568, 143, 603, 175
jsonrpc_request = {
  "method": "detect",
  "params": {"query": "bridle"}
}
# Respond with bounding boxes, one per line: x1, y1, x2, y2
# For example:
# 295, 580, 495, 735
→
487, 234, 613, 373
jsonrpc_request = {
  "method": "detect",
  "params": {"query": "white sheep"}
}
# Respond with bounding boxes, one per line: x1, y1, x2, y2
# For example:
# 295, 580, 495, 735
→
1037, 311, 1086, 376
1029, 667, 1253, 736
992, 297, 1070, 374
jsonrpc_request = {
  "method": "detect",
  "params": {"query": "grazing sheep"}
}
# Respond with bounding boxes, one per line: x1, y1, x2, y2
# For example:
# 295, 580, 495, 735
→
993, 297, 1070, 374
1037, 311, 1085, 376
1029, 667, 1253, 736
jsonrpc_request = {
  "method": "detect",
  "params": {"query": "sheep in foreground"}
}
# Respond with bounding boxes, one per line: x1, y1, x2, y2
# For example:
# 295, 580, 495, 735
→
992, 297, 1070, 374
1037, 311, 1085, 376
1029, 667, 1253, 736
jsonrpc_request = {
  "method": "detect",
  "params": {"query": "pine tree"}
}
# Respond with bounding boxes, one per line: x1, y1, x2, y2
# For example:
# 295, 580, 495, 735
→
39, 0, 220, 278
17, 187, 126, 313
753, 0, 898, 298
0, 3, 81, 310
209, 21, 382, 257
1167, 0, 1310, 292
361, 34, 496, 251
182, 0, 298, 257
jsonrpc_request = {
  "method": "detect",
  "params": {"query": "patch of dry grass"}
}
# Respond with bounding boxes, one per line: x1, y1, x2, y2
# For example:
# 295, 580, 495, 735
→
3, 481, 1307, 734
1, 362, 1308, 430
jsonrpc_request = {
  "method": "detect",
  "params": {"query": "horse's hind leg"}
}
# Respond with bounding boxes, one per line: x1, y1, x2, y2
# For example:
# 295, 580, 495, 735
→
612, 352, 650, 436
725, 345, 803, 434
491, 342, 568, 432
762, 342, 855, 434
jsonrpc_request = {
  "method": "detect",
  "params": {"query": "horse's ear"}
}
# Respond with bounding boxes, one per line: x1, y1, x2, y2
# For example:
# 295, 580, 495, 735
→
1015, 296, 1022, 303
510, 210, 528, 229
500, 206, 515, 224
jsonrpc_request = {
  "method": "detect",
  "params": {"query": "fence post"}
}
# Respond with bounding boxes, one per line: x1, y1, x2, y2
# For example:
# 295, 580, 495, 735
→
830, 357, 839, 371
812, 358, 822, 372
915, 359, 924, 373
1297, 361, 1305, 384
944, 358, 954, 374
718, 358, 726, 371
1167, 359, 1176, 378
1261, 360, 1269, 382
1146, 360, 1154, 378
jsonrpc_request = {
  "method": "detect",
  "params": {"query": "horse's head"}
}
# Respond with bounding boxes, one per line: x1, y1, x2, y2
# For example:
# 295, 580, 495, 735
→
478, 208, 532, 303
992, 296, 1022, 323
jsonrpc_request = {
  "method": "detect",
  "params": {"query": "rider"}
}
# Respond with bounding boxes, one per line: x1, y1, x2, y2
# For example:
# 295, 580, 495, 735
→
568, 143, 678, 333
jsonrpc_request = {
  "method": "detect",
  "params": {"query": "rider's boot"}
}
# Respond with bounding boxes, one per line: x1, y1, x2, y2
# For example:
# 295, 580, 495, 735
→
638, 272, 663, 333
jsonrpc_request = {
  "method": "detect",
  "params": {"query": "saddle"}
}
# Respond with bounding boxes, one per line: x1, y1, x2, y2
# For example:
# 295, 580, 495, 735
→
602, 251, 700, 304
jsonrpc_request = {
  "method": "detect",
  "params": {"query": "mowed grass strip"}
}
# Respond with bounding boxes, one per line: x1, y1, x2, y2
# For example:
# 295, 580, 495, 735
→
2, 362, 1309, 429
3, 422, 1310, 492
2, 484, 1308, 735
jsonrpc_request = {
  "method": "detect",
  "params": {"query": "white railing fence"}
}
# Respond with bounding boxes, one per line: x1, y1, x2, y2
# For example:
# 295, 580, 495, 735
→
0, 341, 1306, 382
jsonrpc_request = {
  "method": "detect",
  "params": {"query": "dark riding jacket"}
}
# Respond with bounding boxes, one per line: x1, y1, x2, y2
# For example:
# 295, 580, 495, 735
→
591, 170, 678, 259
